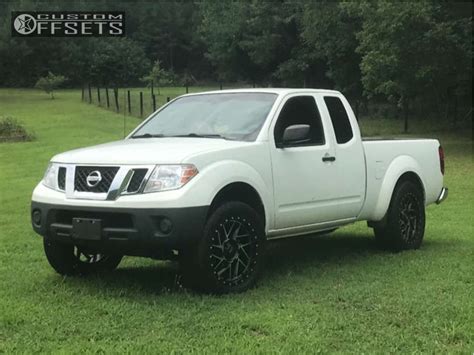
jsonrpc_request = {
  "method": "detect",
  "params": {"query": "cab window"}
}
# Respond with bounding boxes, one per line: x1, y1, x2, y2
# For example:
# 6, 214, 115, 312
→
274, 96, 325, 147
324, 96, 353, 144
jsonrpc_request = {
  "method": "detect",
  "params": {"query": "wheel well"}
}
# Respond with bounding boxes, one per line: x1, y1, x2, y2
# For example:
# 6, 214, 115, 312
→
368, 171, 425, 229
209, 182, 265, 226
396, 172, 425, 202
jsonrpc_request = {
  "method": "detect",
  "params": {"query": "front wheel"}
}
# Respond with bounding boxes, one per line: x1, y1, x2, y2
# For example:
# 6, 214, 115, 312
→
374, 180, 425, 251
43, 239, 122, 275
181, 201, 266, 293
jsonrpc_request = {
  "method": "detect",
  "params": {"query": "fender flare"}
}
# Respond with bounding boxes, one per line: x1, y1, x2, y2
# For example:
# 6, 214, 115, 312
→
193, 160, 272, 229
371, 155, 425, 221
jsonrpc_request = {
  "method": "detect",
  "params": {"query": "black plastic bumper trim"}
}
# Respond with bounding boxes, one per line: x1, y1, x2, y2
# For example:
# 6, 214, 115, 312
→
31, 201, 209, 251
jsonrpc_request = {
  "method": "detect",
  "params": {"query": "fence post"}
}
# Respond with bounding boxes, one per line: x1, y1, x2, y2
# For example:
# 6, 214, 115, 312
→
152, 94, 156, 112
127, 90, 131, 114
81, 86, 84, 101
186, 84, 189, 94
140, 91, 143, 117
167, 97, 170, 102
114, 88, 119, 112
97, 87, 101, 105
88, 84, 92, 103
151, 80, 154, 96
105, 87, 110, 108
219, 83, 223, 90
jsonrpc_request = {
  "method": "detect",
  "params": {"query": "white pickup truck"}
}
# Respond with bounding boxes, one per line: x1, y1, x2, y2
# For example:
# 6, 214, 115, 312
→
31, 89, 447, 293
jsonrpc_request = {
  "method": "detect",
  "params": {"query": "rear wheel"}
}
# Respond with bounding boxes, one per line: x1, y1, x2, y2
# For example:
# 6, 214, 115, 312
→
43, 239, 122, 275
181, 201, 265, 293
374, 180, 425, 251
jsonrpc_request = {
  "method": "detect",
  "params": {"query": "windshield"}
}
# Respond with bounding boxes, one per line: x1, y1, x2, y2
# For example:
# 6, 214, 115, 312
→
131, 93, 277, 141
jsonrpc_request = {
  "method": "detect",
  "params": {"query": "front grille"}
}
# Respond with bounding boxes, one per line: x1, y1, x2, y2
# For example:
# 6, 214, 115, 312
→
127, 169, 148, 193
75, 166, 119, 193
58, 167, 66, 190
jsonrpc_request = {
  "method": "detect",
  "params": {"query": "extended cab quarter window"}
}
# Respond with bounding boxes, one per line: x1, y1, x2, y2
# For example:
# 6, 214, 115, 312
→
274, 96, 325, 147
324, 96, 353, 144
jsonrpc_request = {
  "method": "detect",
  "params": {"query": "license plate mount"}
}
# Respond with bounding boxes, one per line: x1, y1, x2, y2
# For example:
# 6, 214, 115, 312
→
72, 218, 102, 240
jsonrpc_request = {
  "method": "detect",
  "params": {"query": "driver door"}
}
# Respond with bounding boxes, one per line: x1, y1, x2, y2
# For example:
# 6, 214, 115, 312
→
270, 95, 338, 230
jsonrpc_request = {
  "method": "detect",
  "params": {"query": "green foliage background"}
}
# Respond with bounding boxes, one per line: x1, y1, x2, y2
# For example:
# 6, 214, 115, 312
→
0, 1, 471, 122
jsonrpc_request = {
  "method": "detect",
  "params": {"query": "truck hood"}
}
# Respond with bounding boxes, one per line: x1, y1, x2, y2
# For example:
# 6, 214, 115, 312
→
51, 138, 250, 165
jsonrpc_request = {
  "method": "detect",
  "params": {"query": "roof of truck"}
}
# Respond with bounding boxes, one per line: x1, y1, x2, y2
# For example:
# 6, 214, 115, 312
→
183, 88, 341, 96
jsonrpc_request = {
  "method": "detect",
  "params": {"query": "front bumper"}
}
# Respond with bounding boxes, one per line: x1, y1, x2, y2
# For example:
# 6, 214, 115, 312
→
436, 187, 448, 204
31, 201, 208, 256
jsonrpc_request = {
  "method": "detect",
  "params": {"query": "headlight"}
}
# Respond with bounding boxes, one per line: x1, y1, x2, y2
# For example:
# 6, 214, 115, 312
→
144, 164, 198, 193
42, 163, 59, 190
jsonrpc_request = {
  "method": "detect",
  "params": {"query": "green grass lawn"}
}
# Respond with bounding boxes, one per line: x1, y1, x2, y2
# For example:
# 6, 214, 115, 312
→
0, 88, 472, 353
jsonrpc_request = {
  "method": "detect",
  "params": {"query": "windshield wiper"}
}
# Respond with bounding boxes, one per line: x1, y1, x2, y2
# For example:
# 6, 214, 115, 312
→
131, 133, 165, 139
132, 133, 235, 140
169, 133, 231, 140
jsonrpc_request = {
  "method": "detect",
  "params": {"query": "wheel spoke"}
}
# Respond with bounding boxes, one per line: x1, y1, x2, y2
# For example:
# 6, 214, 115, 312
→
216, 229, 223, 245
211, 243, 224, 250
231, 223, 242, 239
217, 263, 231, 277
211, 254, 225, 262
73, 246, 105, 264
398, 193, 421, 243
212, 257, 226, 272
223, 220, 236, 239
239, 241, 253, 248
238, 245, 250, 260
233, 258, 240, 278
211, 216, 259, 285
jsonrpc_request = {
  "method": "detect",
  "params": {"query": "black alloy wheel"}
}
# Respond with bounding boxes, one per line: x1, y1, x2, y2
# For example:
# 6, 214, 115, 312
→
44, 239, 122, 275
374, 180, 425, 251
181, 201, 265, 293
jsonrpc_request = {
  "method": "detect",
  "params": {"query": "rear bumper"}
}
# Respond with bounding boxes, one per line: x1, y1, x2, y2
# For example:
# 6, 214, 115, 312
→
31, 201, 208, 256
436, 187, 448, 204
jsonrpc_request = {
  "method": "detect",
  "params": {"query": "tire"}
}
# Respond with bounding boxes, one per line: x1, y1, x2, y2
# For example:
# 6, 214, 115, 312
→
43, 239, 123, 276
374, 180, 425, 251
181, 201, 266, 294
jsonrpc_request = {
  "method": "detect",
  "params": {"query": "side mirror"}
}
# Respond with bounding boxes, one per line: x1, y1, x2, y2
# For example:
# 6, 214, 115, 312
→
281, 124, 310, 147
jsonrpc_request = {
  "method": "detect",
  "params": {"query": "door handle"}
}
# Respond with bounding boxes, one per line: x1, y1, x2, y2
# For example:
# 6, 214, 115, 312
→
322, 155, 336, 162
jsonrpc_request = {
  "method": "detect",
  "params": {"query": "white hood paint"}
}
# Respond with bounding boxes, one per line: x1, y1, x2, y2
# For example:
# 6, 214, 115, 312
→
51, 138, 249, 165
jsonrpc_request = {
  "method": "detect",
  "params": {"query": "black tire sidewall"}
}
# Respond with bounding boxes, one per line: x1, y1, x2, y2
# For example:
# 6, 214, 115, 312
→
43, 238, 76, 275
385, 180, 425, 251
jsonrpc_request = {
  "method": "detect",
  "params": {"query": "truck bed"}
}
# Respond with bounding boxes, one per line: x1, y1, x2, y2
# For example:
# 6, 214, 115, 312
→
362, 137, 431, 141
358, 138, 443, 221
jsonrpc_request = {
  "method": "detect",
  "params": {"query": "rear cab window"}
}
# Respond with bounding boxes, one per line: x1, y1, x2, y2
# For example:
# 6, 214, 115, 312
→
324, 96, 353, 144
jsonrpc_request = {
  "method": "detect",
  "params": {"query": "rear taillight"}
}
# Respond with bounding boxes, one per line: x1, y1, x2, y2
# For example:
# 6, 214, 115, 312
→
438, 145, 445, 175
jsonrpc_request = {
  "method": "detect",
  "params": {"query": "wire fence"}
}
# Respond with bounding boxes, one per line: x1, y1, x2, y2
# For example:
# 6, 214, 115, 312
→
81, 84, 251, 119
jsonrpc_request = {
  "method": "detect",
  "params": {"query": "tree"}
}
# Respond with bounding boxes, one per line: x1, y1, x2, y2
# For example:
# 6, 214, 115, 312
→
199, 1, 250, 82
141, 60, 174, 95
348, 1, 472, 131
418, 2, 472, 125
88, 38, 150, 87
132, 2, 204, 74
302, 2, 364, 113
34, 72, 66, 99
